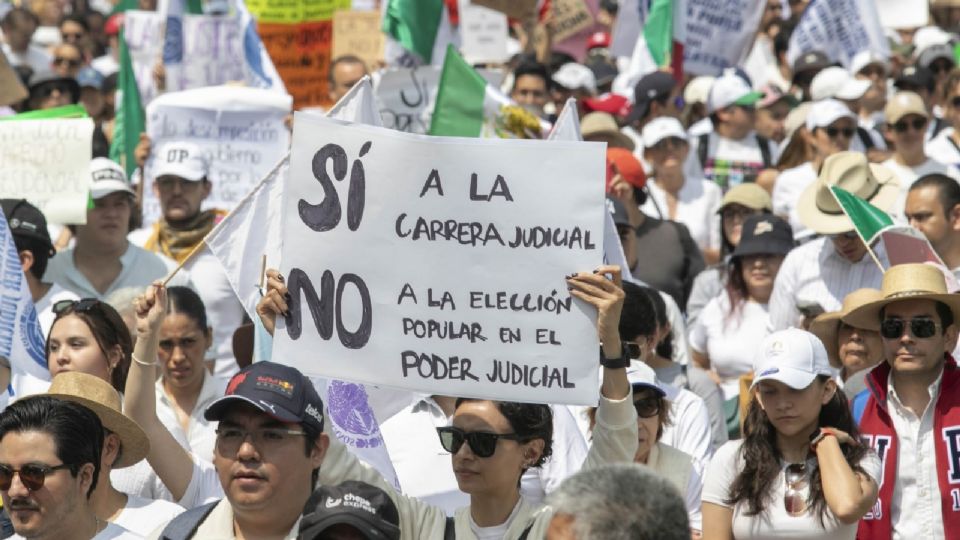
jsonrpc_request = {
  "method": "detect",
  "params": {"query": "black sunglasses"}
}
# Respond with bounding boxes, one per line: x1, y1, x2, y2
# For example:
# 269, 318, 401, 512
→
37, 83, 73, 99
436, 427, 522, 458
824, 126, 855, 139
880, 317, 940, 339
633, 396, 661, 418
54, 57, 81, 68
0, 463, 72, 491
891, 118, 927, 133
52, 298, 101, 315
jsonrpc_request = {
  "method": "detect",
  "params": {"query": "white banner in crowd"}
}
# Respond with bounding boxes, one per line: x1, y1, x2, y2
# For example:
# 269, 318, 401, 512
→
457, 0, 510, 64
374, 66, 503, 134
0, 118, 94, 225
876, 0, 929, 31
142, 85, 291, 225
681, 0, 765, 76
123, 10, 164, 105
275, 114, 606, 405
787, 0, 890, 69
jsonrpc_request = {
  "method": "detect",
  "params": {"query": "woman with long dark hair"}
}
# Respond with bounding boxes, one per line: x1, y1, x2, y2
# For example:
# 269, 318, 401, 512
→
701, 329, 880, 540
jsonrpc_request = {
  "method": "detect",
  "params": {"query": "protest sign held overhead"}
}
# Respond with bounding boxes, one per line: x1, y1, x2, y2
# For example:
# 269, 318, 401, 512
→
457, 0, 510, 65
332, 10, 385, 72
275, 114, 606, 405
0, 118, 94, 225
787, 0, 890, 69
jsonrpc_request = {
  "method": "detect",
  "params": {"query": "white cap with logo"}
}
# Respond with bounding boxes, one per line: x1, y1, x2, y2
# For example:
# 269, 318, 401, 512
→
751, 329, 834, 390
154, 141, 209, 182
89, 158, 134, 199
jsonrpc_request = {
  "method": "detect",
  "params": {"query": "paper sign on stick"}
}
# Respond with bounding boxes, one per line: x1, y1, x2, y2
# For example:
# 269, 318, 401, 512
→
275, 114, 606, 405
552, 0, 594, 43
332, 10, 384, 72
0, 118, 94, 224
876, 0, 929, 30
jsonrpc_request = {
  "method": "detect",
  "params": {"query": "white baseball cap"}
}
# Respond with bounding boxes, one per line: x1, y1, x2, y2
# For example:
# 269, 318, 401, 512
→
707, 69, 763, 113
683, 76, 715, 106
625, 362, 666, 396
641, 117, 688, 148
913, 26, 952, 57
810, 67, 871, 101
154, 142, 208, 182
805, 98, 856, 131
89, 158, 134, 199
751, 329, 834, 390
849, 50, 889, 77
552, 63, 597, 95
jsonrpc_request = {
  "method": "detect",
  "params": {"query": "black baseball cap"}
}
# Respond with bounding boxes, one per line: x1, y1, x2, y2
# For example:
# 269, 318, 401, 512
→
625, 71, 675, 125
299, 481, 401, 540
1, 199, 55, 257
791, 51, 833, 84
895, 65, 935, 93
732, 215, 794, 258
204, 361, 324, 432
606, 196, 630, 228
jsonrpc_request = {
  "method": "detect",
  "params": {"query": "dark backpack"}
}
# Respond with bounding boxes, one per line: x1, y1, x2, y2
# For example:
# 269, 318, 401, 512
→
159, 501, 219, 540
856, 127, 876, 151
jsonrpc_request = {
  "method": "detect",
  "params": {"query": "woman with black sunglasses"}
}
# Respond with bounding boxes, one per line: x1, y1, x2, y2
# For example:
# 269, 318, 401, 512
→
701, 329, 879, 540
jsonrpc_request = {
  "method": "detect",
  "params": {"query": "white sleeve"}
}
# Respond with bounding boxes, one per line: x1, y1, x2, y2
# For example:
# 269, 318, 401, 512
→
661, 291, 690, 366
707, 183, 722, 251
701, 441, 741, 507
767, 249, 800, 331
176, 454, 223, 509
685, 462, 704, 532
529, 404, 588, 496
771, 170, 790, 218
688, 297, 718, 355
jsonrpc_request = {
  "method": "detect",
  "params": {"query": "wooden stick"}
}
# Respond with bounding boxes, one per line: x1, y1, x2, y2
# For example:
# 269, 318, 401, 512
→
161, 242, 204, 286
258, 254, 267, 291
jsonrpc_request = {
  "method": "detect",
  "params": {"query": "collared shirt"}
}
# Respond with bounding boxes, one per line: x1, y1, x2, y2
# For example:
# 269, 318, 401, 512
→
43, 243, 191, 300
768, 236, 886, 331
156, 374, 228, 463
888, 370, 945, 540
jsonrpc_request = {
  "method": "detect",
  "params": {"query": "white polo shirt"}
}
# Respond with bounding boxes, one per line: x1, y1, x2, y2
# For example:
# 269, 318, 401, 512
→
641, 175, 722, 252
43, 243, 191, 299
156, 374, 228, 463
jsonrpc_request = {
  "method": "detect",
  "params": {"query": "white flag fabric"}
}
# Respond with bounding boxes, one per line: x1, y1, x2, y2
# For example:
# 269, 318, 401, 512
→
234, 0, 287, 92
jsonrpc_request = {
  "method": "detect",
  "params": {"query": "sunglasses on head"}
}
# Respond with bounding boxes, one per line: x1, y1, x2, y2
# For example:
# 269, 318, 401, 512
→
880, 317, 940, 339
52, 298, 101, 315
891, 117, 927, 133
0, 463, 72, 491
436, 427, 522, 458
633, 396, 661, 418
824, 126, 855, 139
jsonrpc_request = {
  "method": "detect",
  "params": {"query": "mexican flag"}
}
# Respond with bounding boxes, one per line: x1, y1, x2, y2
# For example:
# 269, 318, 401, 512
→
429, 46, 550, 139
108, 25, 144, 178
382, 0, 445, 63
642, 0, 685, 80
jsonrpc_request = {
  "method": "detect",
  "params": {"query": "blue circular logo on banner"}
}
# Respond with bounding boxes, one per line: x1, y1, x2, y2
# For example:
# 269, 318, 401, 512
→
19, 302, 46, 368
162, 17, 184, 64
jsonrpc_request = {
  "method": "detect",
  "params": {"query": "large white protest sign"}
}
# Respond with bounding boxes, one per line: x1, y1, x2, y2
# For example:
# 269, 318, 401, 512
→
787, 0, 890, 69
375, 66, 504, 134
458, 0, 509, 64
142, 86, 291, 225
275, 114, 606, 404
0, 118, 94, 225
123, 10, 164, 105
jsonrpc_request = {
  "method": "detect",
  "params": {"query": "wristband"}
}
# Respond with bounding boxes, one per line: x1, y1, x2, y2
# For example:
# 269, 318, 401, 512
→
809, 427, 835, 452
132, 354, 158, 367
599, 343, 630, 369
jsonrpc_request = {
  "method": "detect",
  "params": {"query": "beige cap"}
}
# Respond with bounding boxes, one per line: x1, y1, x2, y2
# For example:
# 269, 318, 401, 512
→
884, 91, 929, 124
718, 183, 773, 213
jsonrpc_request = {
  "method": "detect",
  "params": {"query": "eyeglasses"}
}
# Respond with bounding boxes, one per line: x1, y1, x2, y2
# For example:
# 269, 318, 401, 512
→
891, 118, 927, 133
54, 57, 81, 68
879, 317, 941, 339
783, 463, 808, 516
0, 463, 73, 491
52, 298, 101, 315
824, 126, 855, 139
436, 427, 522, 458
215, 427, 306, 455
633, 396, 661, 418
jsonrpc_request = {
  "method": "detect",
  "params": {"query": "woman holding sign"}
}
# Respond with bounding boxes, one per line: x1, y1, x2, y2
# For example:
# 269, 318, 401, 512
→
255, 264, 639, 539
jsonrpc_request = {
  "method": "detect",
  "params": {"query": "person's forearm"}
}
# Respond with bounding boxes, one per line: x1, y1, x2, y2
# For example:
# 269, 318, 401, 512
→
816, 437, 876, 523
600, 332, 629, 400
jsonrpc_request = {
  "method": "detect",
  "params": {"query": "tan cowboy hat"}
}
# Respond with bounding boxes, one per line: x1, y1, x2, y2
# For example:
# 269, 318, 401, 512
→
844, 263, 960, 331
581, 112, 636, 151
797, 152, 900, 235
809, 288, 883, 368
46, 372, 149, 468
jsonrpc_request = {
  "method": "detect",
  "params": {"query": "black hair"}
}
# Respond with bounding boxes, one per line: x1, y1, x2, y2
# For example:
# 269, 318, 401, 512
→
910, 173, 960, 218
773, 20, 794, 59
1, 7, 39, 29
302, 421, 322, 486
0, 397, 103, 498
102, 72, 118, 94
548, 52, 576, 75
47, 300, 132, 393
59, 13, 89, 32
618, 281, 658, 341
512, 61, 550, 91
454, 399, 553, 472
13, 235, 50, 281
91, 125, 109, 158
880, 301, 954, 331
639, 287, 673, 359
327, 54, 366, 84
167, 286, 209, 333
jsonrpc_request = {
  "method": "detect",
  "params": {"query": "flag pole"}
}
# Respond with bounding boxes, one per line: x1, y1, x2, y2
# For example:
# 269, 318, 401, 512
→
828, 187, 886, 273
161, 242, 205, 286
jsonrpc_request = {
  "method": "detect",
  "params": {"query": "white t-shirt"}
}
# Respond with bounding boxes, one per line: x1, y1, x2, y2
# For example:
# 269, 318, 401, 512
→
689, 295, 770, 400
702, 440, 882, 540
881, 157, 960, 221
10, 521, 143, 539
113, 495, 184, 537
1, 43, 51, 74
34, 282, 79, 338
772, 162, 817, 240
926, 129, 960, 169
156, 374, 228, 463
641, 176, 722, 252
689, 131, 780, 191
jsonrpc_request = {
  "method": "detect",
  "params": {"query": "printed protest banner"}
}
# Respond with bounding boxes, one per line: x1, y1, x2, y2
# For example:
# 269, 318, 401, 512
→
275, 114, 606, 404
677, 0, 763, 76
332, 10, 384, 72
787, 0, 889, 69
0, 118, 94, 224
123, 10, 164, 105
458, 0, 509, 64
375, 66, 504, 134
876, 0, 929, 30
141, 86, 291, 225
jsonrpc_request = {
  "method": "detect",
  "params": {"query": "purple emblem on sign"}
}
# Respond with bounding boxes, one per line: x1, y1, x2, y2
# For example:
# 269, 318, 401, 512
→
327, 380, 379, 437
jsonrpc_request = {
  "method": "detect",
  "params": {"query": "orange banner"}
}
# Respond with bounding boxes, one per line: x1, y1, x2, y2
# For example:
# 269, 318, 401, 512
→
258, 21, 334, 109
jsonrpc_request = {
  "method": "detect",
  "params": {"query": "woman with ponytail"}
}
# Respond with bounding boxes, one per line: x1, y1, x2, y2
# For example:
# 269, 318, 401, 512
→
701, 329, 880, 540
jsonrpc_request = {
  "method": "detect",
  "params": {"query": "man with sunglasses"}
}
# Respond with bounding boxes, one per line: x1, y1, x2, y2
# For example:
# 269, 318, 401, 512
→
844, 263, 960, 540
25, 70, 79, 112
0, 396, 140, 539
50, 43, 84, 80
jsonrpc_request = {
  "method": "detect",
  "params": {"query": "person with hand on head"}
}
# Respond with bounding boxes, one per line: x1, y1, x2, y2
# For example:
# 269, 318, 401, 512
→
701, 329, 880, 540
809, 288, 884, 399
256, 265, 638, 539
843, 263, 960, 540
905, 174, 960, 278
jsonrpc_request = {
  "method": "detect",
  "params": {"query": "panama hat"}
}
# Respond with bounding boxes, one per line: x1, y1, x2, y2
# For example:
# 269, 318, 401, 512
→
809, 288, 883, 368
797, 152, 900, 235
844, 263, 960, 332
45, 372, 149, 468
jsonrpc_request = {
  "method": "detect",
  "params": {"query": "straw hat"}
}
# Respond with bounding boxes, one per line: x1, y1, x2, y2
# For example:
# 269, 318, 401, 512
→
45, 372, 149, 468
581, 112, 635, 151
797, 152, 900, 235
844, 263, 960, 331
809, 288, 883, 368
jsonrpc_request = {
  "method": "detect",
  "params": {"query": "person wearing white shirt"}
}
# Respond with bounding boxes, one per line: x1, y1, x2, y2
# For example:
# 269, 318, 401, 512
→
640, 117, 723, 264
881, 91, 960, 218
769, 152, 899, 331
1, 8, 52, 75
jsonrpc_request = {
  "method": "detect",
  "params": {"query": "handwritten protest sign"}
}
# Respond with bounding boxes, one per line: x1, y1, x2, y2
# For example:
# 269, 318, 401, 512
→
0, 118, 94, 224
275, 114, 606, 404
332, 10, 384, 72
552, 0, 603, 61
375, 66, 504, 134
170, 15, 247, 90
458, 0, 510, 64
141, 86, 291, 225
682, 0, 765, 76
787, 0, 889, 69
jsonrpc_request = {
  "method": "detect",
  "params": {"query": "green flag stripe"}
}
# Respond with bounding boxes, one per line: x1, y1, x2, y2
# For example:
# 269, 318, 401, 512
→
830, 186, 894, 242
382, 0, 443, 63
643, 0, 674, 67
109, 27, 145, 178
429, 46, 487, 137
0, 104, 87, 121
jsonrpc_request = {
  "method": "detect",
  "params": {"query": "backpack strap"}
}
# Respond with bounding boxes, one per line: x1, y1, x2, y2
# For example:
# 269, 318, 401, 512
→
856, 127, 875, 151
160, 501, 220, 540
932, 117, 948, 138
444, 516, 456, 540
518, 523, 535, 540
851, 388, 871, 427
697, 132, 710, 171
755, 134, 772, 169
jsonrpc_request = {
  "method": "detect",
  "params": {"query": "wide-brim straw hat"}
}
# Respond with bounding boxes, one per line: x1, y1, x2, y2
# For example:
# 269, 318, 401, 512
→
45, 372, 149, 468
844, 263, 960, 331
809, 288, 883, 368
798, 152, 900, 235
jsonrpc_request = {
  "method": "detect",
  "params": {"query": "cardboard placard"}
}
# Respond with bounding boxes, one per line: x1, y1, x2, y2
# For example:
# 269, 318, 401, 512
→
332, 10, 385, 72
472, 0, 538, 20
